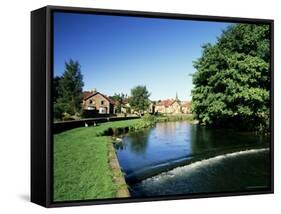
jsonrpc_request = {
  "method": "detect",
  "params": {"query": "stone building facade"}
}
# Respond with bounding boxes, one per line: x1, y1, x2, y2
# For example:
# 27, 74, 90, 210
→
154, 95, 191, 115
83, 89, 115, 114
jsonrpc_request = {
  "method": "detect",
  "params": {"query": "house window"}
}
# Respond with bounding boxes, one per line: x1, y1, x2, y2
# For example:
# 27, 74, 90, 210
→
89, 100, 95, 105
101, 100, 104, 105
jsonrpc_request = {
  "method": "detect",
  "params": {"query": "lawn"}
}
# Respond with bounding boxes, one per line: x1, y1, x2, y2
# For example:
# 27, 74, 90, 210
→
53, 118, 148, 201
53, 115, 194, 201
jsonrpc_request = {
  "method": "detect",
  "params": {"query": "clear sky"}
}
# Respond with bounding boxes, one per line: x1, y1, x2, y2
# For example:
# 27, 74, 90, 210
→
53, 12, 231, 101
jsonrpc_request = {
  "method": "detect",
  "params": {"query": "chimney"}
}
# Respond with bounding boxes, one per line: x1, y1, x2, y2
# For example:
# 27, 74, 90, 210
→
91, 88, 97, 93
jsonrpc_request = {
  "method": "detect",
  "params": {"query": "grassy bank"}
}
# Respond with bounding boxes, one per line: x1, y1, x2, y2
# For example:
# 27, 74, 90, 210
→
155, 114, 194, 123
54, 114, 194, 201
53, 118, 152, 201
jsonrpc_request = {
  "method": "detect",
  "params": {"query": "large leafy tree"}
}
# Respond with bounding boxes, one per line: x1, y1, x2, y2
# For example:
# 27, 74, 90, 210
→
129, 85, 151, 115
54, 59, 84, 119
192, 24, 270, 132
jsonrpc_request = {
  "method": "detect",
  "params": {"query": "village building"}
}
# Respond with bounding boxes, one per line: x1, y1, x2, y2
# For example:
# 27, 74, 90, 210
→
154, 94, 191, 115
82, 90, 191, 116
82, 89, 115, 114
181, 101, 192, 114
121, 102, 131, 114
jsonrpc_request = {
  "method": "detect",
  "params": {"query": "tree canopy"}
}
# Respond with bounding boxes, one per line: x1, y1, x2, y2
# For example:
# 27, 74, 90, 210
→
129, 85, 151, 115
192, 24, 270, 132
54, 59, 84, 120
111, 93, 126, 113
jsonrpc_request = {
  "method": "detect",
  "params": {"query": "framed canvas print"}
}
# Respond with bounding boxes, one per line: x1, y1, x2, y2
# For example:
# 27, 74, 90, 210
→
31, 5, 274, 207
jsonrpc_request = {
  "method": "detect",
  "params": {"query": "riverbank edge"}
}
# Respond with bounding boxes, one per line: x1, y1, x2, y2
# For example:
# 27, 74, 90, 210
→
105, 115, 195, 196
155, 114, 194, 123
95, 116, 196, 197
53, 119, 154, 201
108, 140, 130, 198
53, 116, 195, 200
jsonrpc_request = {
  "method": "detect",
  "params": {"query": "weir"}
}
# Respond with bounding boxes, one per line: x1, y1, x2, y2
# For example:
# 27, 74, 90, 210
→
129, 148, 270, 197
125, 147, 270, 184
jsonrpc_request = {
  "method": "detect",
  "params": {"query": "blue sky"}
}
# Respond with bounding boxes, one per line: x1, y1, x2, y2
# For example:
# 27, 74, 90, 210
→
54, 12, 231, 101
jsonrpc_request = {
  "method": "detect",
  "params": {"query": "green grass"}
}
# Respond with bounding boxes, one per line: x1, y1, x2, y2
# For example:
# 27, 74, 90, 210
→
53, 115, 194, 201
155, 114, 194, 122
53, 119, 150, 201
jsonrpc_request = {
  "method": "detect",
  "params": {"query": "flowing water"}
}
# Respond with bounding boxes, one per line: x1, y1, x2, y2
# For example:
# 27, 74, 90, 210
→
114, 121, 271, 197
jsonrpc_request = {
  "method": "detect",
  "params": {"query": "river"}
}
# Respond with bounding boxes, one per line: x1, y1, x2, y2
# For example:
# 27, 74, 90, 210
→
114, 121, 270, 197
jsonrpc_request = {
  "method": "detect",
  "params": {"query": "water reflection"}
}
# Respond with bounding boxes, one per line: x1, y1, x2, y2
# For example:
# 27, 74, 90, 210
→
190, 125, 269, 155
125, 129, 151, 155
115, 121, 269, 179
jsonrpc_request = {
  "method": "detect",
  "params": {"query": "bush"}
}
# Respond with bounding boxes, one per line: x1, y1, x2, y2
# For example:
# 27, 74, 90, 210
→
62, 112, 75, 121
137, 114, 156, 127
53, 103, 64, 120
142, 114, 156, 123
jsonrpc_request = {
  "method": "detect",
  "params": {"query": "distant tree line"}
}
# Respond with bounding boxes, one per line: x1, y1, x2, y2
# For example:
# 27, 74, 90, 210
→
192, 24, 270, 132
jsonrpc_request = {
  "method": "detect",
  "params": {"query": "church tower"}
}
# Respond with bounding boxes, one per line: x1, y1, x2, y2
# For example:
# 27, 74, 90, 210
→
175, 92, 180, 101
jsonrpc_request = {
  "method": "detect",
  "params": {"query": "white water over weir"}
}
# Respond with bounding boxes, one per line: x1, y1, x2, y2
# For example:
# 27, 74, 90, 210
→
141, 148, 269, 184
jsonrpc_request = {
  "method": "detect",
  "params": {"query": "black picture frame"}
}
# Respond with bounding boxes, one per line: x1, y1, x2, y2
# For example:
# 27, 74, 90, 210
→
31, 5, 274, 208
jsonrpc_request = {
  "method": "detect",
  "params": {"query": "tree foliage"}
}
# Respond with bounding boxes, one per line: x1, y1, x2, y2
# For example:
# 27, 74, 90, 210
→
129, 85, 151, 115
111, 93, 126, 113
53, 76, 61, 102
54, 59, 84, 120
192, 24, 270, 132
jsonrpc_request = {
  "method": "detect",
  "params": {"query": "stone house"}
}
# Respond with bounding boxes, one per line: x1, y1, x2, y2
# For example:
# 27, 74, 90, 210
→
155, 99, 180, 114
154, 95, 191, 114
181, 101, 192, 114
83, 89, 115, 114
